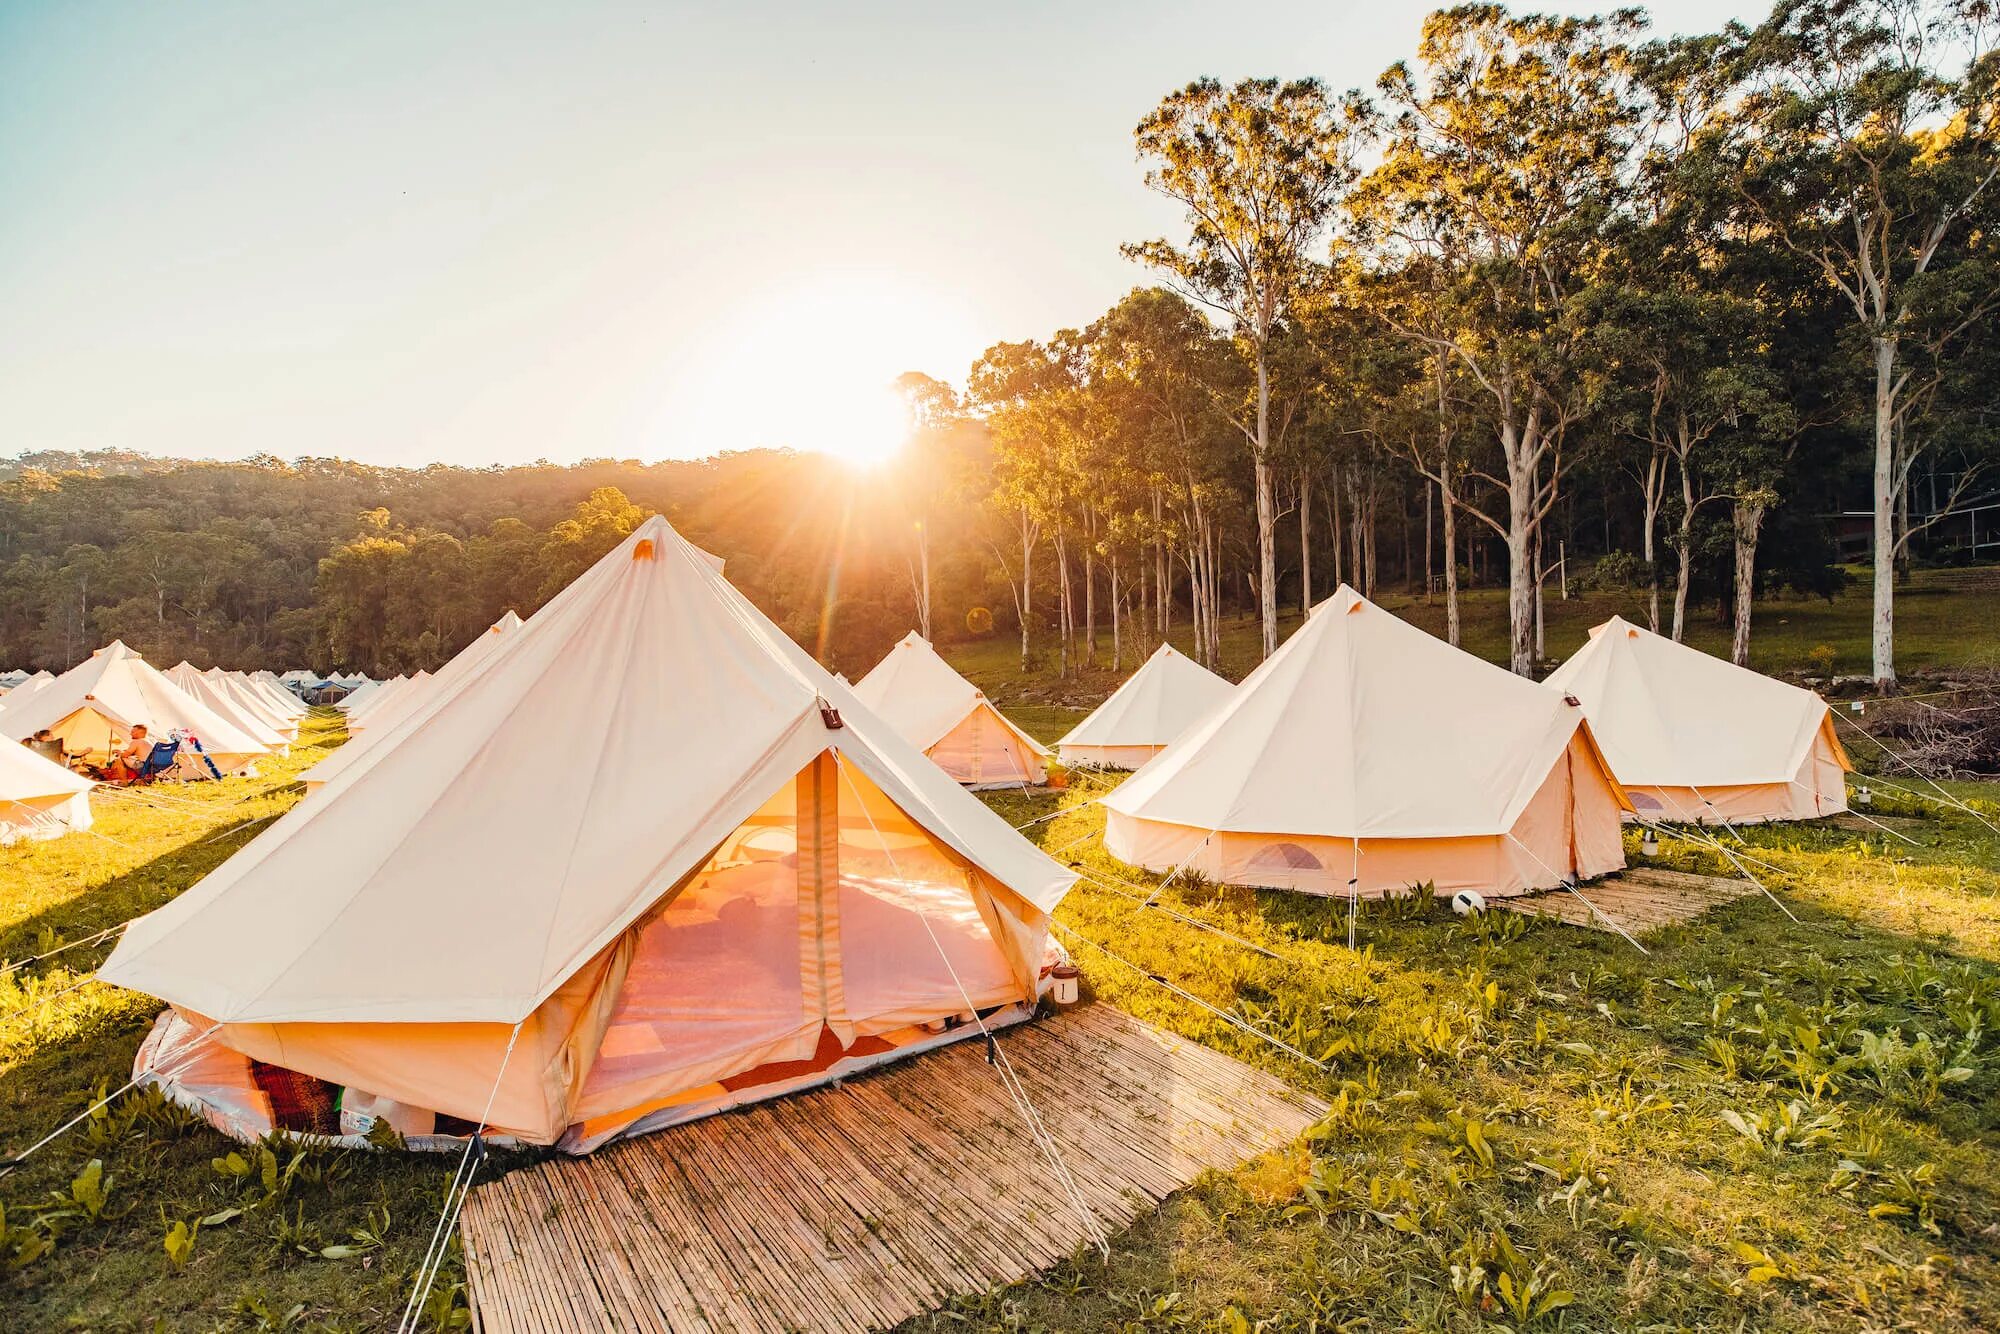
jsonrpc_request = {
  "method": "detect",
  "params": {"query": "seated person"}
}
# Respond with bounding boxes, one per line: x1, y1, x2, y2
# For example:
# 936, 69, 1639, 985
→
25, 730, 66, 766
103, 725, 155, 783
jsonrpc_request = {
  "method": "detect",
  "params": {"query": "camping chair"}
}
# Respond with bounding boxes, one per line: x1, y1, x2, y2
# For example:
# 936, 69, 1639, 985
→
134, 738, 181, 783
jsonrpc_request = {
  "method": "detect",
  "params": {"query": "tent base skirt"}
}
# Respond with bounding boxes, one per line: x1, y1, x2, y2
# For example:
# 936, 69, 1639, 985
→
460, 1003, 1327, 1334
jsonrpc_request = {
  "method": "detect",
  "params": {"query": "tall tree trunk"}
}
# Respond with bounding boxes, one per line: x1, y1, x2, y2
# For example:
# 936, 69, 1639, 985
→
1424, 483, 1434, 606
1055, 529, 1073, 678
1298, 470, 1312, 615
1362, 478, 1378, 599
1439, 473, 1461, 647
1731, 496, 1767, 668
1083, 531, 1097, 670
1505, 428, 1537, 676
1331, 470, 1345, 587
1018, 506, 1033, 674
1671, 446, 1695, 643
1872, 334, 1897, 690
1110, 556, 1122, 671
1253, 352, 1278, 659
1641, 451, 1665, 633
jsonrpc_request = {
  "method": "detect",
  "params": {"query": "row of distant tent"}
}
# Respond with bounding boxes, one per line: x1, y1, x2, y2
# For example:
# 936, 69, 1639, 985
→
39, 513, 1850, 1160
0, 650, 316, 843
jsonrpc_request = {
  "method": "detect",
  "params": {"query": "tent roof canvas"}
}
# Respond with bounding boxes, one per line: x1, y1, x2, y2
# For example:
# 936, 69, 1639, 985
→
1058, 643, 1233, 752
102, 517, 1075, 1027
851, 633, 1049, 759
0, 732, 92, 805
164, 665, 288, 750
1104, 586, 1617, 840
1543, 616, 1850, 788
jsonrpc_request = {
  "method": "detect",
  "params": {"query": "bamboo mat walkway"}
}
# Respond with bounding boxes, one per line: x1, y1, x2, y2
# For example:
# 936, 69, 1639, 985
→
1502, 865, 1757, 933
460, 1005, 1326, 1333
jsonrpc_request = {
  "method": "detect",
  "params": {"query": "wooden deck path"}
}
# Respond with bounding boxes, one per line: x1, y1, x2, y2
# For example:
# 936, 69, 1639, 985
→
1501, 865, 1757, 934
460, 1005, 1326, 1333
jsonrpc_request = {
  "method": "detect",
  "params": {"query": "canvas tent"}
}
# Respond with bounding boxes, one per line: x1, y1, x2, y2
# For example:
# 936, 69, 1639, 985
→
0, 671, 53, 714
1057, 643, 1234, 770
1544, 616, 1852, 823
206, 670, 301, 740
164, 665, 290, 754
851, 633, 1048, 788
0, 740, 92, 844
102, 518, 1076, 1153
0, 642, 271, 776
245, 672, 309, 720
302, 618, 520, 791
1102, 587, 1630, 898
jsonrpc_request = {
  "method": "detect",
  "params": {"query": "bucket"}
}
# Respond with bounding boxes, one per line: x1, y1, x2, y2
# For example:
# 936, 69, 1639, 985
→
1049, 963, 1080, 1006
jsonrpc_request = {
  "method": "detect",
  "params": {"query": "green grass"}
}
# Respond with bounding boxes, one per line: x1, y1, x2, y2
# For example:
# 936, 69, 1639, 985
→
4, 647, 2000, 1329
947, 564, 2000, 707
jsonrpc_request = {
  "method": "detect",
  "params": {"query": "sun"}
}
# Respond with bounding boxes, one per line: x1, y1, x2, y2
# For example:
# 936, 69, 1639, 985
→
667, 269, 976, 467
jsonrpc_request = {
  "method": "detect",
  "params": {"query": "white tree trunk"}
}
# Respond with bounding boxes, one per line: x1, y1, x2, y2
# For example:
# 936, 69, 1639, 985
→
1299, 471, 1312, 615
1506, 441, 1536, 676
1672, 458, 1695, 643
1250, 350, 1278, 659
1872, 335, 1897, 690
1439, 473, 1460, 648
1731, 497, 1766, 668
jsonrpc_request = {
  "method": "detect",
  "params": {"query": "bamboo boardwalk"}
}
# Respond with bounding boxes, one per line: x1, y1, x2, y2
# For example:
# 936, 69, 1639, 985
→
1502, 865, 1758, 934
460, 1004, 1326, 1334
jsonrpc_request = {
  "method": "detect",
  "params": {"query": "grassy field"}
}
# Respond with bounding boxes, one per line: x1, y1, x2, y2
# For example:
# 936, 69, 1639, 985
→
2, 604, 1999, 1328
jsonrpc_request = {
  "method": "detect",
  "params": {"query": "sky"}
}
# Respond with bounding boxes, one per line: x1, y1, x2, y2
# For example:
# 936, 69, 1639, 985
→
0, 0, 1762, 470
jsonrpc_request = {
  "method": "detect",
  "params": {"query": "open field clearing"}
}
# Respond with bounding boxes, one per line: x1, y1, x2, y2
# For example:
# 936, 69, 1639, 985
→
1, 699, 1997, 1330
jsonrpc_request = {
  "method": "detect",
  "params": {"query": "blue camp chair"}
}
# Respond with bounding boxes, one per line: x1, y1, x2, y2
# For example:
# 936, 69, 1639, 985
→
135, 738, 181, 781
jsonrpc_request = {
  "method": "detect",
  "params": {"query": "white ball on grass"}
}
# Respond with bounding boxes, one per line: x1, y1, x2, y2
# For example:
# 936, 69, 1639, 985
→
1450, 889, 1487, 917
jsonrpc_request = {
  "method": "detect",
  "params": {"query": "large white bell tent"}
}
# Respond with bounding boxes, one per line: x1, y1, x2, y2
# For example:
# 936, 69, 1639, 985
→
1544, 616, 1852, 824
0, 642, 271, 777
0, 739, 92, 844
1101, 587, 1630, 899
300, 613, 522, 792
1057, 643, 1234, 770
101, 518, 1076, 1153
164, 664, 290, 755
250, 671, 309, 719
0, 669, 53, 704
851, 633, 1048, 788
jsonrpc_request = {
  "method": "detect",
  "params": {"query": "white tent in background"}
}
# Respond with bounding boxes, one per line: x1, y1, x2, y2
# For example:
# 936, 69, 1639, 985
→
1544, 616, 1852, 824
103, 517, 1075, 1153
1057, 644, 1234, 770
0, 740, 92, 844
332, 678, 382, 713
163, 664, 290, 754
348, 672, 429, 731
851, 633, 1048, 788
0, 642, 271, 777
0, 670, 54, 713
206, 670, 300, 740
302, 615, 521, 791
246, 672, 309, 720
1103, 587, 1630, 899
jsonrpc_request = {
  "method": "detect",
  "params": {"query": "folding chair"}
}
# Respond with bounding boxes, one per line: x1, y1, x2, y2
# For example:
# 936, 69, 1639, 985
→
134, 738, 182, 782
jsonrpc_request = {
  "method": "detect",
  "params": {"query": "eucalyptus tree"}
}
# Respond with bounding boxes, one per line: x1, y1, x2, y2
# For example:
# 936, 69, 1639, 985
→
891, 371, 969, 642
1737, 0, 2000, 687
1358, 5, 1643, 674
1125, 76, 1361, 660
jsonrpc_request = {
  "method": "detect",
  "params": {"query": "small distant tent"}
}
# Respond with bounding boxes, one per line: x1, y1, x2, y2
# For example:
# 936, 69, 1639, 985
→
1544, 616, 1852, 824
246, 672, 309, 720
205, 670, 301, 741
0, 740, 92, 844
333, 678, 384, 713
164, 665, 290, 754
102, 517, 1075, 1152
851, 633, 1048, 788
1057, 644, 1234, 770
0, 671, 54, 715
0, 642, 271, 776
1102, 587, 1630, 899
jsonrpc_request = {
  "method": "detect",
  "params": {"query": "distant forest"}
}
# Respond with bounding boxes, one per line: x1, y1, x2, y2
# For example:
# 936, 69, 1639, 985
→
7, 1, 2000, 684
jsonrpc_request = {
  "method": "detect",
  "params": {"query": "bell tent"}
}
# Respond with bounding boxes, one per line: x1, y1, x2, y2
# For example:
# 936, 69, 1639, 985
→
1102, 587, 1630, 898
0, 740, 92, 844
101, 518, 1076, 1152
206, 670, 301, 740
164, 664, 291, 754
1057, 643, 1234, 770
1543, 616, 1852, 824
851, 633, 1048, 788
0, 642, 271, 776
